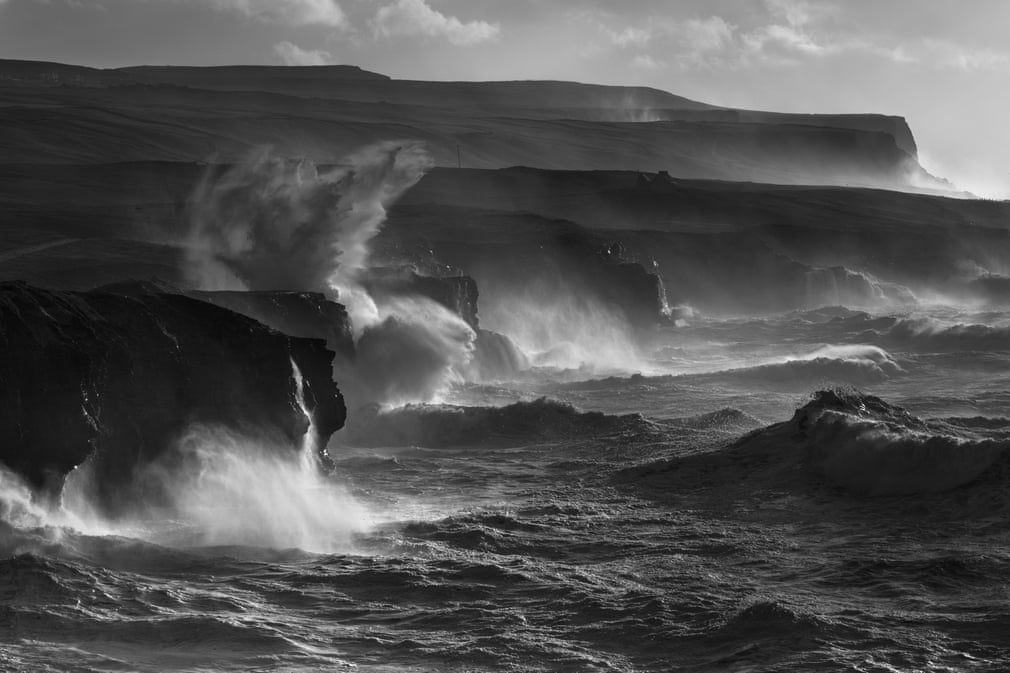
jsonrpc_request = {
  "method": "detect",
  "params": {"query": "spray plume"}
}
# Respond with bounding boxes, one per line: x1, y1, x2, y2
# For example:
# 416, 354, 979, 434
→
186, 141, 432, 329
483, 291, 648, 373
2, 143, 479, 554
185, 142, 476, 406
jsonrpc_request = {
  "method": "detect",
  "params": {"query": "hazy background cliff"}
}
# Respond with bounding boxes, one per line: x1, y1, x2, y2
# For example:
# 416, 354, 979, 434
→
3, 60, 1004, 322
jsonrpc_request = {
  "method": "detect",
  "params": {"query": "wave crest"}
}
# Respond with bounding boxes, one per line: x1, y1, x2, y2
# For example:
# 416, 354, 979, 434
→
620, 390, 1010, 498
699, 345, 902, 389
343, 397, 648, 447
874, 317, 1010, 352
796, 391, 1008, 494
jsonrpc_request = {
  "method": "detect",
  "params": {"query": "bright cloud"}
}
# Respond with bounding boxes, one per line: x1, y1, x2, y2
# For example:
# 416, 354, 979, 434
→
602, 25, 653, 47
743, 23, 831, 57
683, 16, 735, 53
763, 0, 825, 29
209, 0, 346, 27
631, 53, 661, 70
898, 39, 1010, 71
738, 0, 837, 61
373, 0, 500, 46
273, 41, 332, 66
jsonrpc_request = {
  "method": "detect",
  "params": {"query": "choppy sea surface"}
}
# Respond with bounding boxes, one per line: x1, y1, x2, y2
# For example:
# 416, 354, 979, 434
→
5, 304, 1010, 672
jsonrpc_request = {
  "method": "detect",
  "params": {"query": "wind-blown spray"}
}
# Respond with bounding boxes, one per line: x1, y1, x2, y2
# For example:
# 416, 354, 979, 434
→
186, 141, 433, 330
185, 142, 476, 406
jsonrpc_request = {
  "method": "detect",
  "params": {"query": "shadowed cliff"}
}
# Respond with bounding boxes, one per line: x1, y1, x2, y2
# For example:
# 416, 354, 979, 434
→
0, 281, 345, 512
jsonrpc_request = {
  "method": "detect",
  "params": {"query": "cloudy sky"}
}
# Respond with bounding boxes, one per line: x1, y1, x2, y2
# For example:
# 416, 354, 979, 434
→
1, 0, 1008, 197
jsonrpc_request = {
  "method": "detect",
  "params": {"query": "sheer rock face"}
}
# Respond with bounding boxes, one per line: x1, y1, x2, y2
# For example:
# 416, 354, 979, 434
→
0, 282, 345, 509
187, 289, 356, 359
99, 280, 357, 360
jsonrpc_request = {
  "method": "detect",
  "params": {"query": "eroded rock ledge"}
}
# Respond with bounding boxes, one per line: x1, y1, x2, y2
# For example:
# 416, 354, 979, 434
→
0, 281, 344, 511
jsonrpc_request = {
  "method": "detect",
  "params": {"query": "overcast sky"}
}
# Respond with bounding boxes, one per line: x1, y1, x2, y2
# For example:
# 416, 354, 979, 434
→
1, 0, 1008, 197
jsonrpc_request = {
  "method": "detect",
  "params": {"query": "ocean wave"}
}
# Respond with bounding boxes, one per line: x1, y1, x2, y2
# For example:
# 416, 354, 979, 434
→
619, 389, 1010, 497
966, 273, 1010, 305
803, 266, 916, 309
669, 408, 766, 432
867, 317, 1010, 353
817, 555, 1005, 593
720, 599, 829, 640
754, 390, 1010, 495
401, 511, 550, 555
701, 310, 1010, 355
785, 305, 867, 322
343, 397, 650, 447
539, 372, 676, 393
698, 345, 903, 389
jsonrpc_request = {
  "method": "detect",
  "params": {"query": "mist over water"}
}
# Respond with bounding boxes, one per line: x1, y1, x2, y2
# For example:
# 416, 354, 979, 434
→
349, 296, 475, 406
148, 425, 370, 553
483, 292, 648, 373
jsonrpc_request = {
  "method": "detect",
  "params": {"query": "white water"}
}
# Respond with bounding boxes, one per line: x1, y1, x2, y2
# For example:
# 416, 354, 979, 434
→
0, 361, 371, 555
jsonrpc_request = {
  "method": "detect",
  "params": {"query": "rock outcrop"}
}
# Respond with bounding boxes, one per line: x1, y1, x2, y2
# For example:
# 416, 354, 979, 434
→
378, 210, 673, 331
98, 280, 356, 359
188, 290, 355, 359
0, 281, 345, 511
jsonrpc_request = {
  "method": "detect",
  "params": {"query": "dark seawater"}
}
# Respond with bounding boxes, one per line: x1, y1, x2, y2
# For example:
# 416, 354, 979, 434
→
5, 305, 1010, 672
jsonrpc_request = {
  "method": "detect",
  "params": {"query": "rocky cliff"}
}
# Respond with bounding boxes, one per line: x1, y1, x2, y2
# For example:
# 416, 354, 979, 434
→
377, 208, 673, 331
0, 281, 345, 511
188, 289, 356, 359
98, 280, 357, 359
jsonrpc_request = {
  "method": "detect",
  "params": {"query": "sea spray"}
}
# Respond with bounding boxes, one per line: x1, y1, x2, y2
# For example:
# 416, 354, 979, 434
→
185, 141, 432, 330
348, 296, 475, 406
157, 425, 370, 553
0, 433, 370, 555
0, 463, 55, 531
482, 291, 648, 373
0, 361, 369, 554
144, 358, 368, 552
183, 143, 476, 406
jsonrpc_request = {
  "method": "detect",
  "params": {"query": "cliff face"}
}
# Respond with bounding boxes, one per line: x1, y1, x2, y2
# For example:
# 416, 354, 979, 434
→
188, 290, 355, 359
376, 210, 672, 331
0, 282, 344, 511
0, 59, 938, 190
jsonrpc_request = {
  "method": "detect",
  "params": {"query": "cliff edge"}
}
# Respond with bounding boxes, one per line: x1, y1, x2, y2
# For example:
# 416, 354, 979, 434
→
0, 282, 345, 512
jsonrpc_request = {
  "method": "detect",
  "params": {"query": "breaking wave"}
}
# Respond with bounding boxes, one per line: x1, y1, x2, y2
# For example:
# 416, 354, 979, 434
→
865, 317, 1010, 353
695, 345, 903, 388
620, 389, 1010, 498
1, 426, 371, 556
342, 397, 651, 448
792, 390, 1009, 495
183, 144, 475, 406
803, 266, 916, 308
